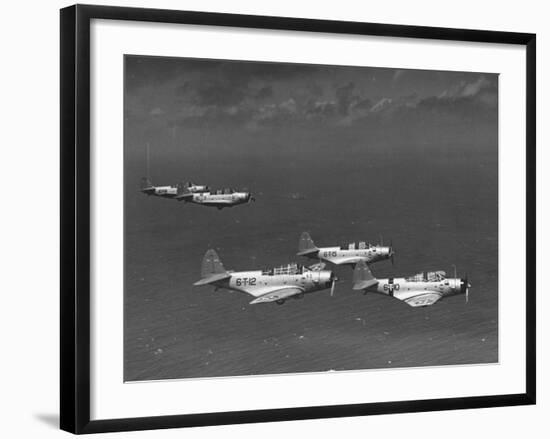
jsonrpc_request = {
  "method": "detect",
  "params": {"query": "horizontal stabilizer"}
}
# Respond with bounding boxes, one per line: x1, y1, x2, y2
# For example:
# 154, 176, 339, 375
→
141, 177, 154, 191
353, 278, 379, 290
175, 193, 193, 201
193, 272, 231, 286
352, 260, 379, 290
297, 248, 320, 257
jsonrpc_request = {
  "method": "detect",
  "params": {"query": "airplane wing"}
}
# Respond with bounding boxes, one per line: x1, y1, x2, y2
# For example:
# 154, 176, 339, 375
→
249, 287, 304, 304
331, 257, 365, 266
308, 262, 326, 271
403, 292, 443, 307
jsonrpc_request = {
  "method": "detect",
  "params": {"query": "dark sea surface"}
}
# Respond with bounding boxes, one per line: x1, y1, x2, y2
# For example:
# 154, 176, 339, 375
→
124, 125, 498, 381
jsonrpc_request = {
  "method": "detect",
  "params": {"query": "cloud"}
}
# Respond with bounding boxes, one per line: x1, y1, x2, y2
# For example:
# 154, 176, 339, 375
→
438, 76, 496, 100
133, 55, 497, 131
370, 97, 393, 112
305, 100, 337, 118
418, 75, 498, 117
252, 98, 299, 126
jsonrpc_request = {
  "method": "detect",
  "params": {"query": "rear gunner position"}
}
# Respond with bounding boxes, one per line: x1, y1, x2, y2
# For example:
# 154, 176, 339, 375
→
194, 249, 337, 305
352, 260, 471, 307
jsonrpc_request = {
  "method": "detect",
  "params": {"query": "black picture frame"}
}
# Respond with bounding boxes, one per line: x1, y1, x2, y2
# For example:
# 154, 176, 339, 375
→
60, 4, 536, 434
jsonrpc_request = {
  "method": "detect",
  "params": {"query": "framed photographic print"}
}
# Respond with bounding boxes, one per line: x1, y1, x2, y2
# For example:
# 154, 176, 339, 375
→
60, 4, 536, 434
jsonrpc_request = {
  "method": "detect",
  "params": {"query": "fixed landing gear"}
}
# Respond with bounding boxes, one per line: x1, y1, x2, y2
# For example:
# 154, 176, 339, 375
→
276, 299, 286, 305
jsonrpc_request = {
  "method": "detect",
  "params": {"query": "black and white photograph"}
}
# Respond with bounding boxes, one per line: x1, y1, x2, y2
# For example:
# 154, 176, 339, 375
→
0, 0, 545, 435
124, 55, 498, 382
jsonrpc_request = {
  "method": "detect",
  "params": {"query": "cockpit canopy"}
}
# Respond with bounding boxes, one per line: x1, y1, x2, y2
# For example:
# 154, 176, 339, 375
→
212, 187, 236, 195
405, 271, 447, 282
262, 263, 305, 276
345, 241, 374, 250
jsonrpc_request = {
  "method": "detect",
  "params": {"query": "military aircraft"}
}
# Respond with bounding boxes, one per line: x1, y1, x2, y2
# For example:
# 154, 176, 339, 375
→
140, 178, 209, 198
352, 260, 471, 307
297, 232, 394, 267
140, 143, 209, 198
194, 249, 337, 305
176, 187, 255, 210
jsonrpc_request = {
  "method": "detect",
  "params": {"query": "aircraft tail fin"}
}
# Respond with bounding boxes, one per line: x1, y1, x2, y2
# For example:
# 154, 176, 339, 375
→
201, 249, 227, 278
175, 183, 193, 201
194, 249, 230, 286
352, 260, 379, 290
141, 177, 154, 191
297, 232, 319, 256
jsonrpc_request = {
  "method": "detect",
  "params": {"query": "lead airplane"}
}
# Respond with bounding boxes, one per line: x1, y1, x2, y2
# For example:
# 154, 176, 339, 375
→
140, 178, 209, 198
176, 187, 255, 210
352, 260, 471, 307
194, 249, 337, 305
297, 232, 394, 267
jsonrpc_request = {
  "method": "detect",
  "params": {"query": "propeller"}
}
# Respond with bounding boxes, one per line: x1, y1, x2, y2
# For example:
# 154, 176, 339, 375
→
330, 272, 338, 297
452, 265, 471, 303
464, 274, 470, 304
389, 239, 395, 266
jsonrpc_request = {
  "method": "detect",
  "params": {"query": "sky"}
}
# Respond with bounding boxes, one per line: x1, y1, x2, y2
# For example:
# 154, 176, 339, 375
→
123, 55, 499, 380
124, 55, 498, 158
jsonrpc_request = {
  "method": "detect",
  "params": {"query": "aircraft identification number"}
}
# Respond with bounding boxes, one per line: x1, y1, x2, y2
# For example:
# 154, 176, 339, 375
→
236, 277, 257, 286
383, 283, 400, 292
322, 251, 338, 258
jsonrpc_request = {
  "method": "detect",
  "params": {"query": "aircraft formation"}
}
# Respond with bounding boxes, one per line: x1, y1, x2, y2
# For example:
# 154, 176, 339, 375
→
141, 177, 254, 210
141, 144, 471, 307
140, 143, 254, 210
193, 234, 471, 307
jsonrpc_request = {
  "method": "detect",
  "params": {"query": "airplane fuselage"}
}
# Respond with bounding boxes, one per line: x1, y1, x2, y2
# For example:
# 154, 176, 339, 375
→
216, 269, 333, 298
363, 277, 464, 306
142, 185, 178, 198
184, 191, 251, 209
308, 246, 392, 266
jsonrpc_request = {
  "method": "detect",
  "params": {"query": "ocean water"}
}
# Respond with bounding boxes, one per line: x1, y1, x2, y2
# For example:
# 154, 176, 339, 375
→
123, 128, 498, 381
